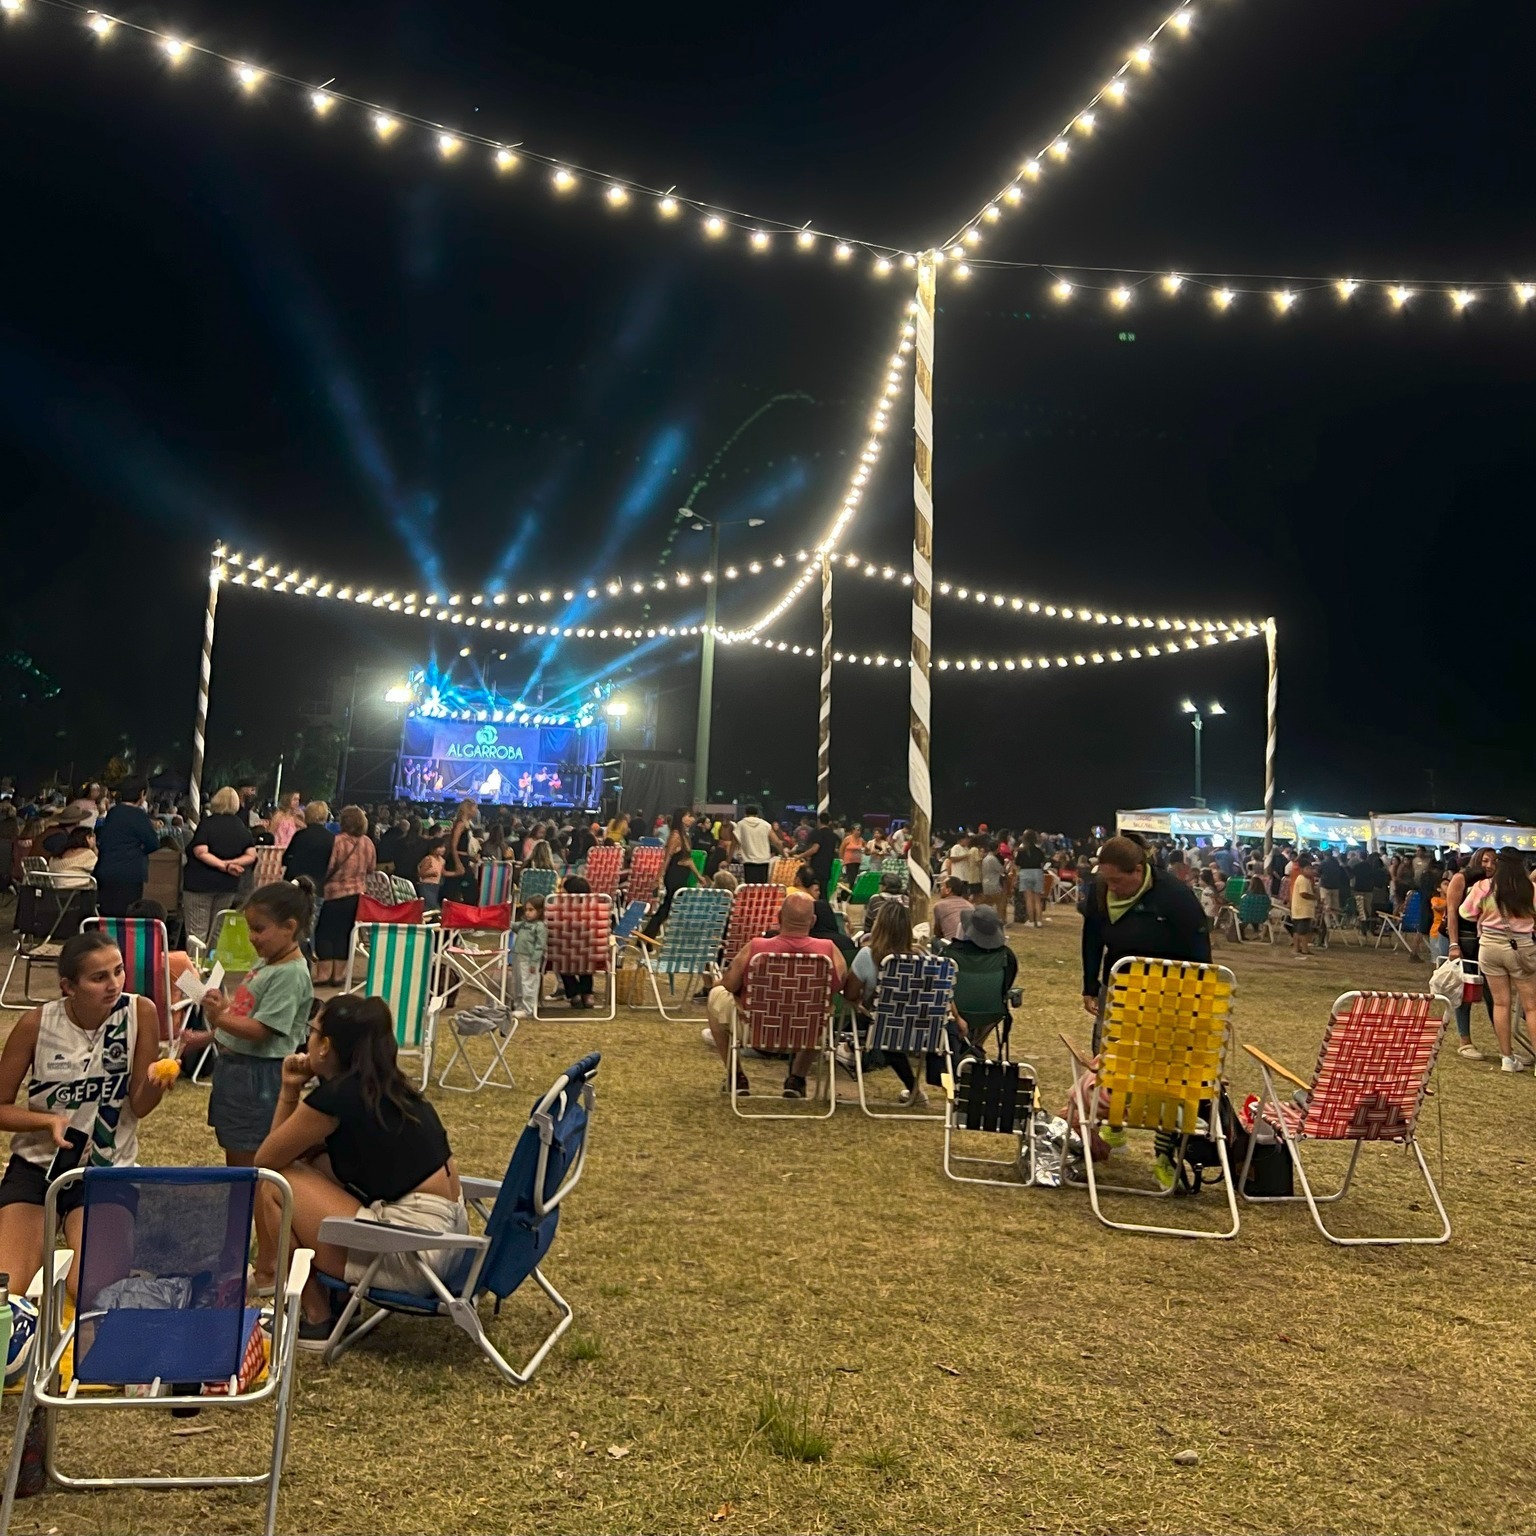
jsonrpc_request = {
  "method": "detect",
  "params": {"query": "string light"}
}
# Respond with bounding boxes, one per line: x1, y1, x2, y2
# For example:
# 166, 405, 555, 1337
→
1451, 288, 1475, 311
1111, 285, 1133, 307
87, 11, 113, 33
1517, 283, 1536, 304
235, 63, 262, 91
605, 183, 628, 205
161, 36, 186, 61
494, 146, 518, 170
1212, 288, 1236, 309
1272, 289, 1296, 312
373, 113, 399, 140
311, 90, 336, 115
437, 133, 461, 158
552, 167, 576, 192
657, 194, 678, 216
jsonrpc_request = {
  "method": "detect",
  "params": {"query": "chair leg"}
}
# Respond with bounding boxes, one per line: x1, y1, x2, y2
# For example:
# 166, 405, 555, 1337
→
650, 964, 710, 1023
0, 1374, 40, 1532
263, 1288, 304, 1536
446, 1267, 573, 1385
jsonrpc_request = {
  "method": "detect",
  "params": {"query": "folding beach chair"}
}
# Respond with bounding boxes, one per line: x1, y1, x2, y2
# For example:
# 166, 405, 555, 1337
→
1241, 990, 1452, 1244
1, 872, 97, 1009
627, 843, 666, 903
479, 860, 517, 907
436, 999, 518, 1094
848, 870, 882, 907
584, 843, 623, 899
636, 886, 733, 1020
729, 951, 837, 1120
82, 915, 189, 1044
1375, 890, 1422, 955
1236, 891, 1273, 941
314, 1054, 599, 1385
1213, 903, 1243, 942
1063, 956, 1240, 1240
251, 844, 285, 888
211, 907, 259, 974
613, 899, 649, 943
769, 855, 804, 890
544, 892, 617, 1019
438, 900, 514, 1010
516, 865, 558, 906
944, 1055, 1042, 1187
0, 1166, 310, 1536
345, 922, 446, 1090
723, 883, 786, 964
852, 953, 955, 1119
946, 939, 1012, 1059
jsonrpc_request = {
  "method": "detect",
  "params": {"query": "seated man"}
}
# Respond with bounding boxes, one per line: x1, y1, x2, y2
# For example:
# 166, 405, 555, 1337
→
930, 876, 974, 942
707, 891, 846, 1100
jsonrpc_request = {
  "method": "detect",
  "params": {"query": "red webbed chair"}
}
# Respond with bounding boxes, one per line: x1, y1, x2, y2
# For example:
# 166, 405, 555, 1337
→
723, 884, 786, 966
584, 845, 623, 900
626, 844, 666, 904
729, 951, 837, 1121
544, 892, 617, 1019
1242, 989, 1452, 1245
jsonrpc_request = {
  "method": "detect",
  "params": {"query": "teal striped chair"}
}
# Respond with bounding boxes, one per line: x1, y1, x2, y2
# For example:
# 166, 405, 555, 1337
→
345, 922, 445, 1089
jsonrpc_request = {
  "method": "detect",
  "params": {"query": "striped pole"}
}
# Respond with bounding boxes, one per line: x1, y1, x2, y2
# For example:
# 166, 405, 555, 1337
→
189, 559, 222, 825
817, 553, 832, 815
908, 259, 937, 926
1262, 616, 1278, 864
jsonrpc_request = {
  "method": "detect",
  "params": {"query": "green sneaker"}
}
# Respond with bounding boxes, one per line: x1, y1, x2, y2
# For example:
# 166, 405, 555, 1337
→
1153, 1153, 1178, 1192
1099, 1126, 1127, 1150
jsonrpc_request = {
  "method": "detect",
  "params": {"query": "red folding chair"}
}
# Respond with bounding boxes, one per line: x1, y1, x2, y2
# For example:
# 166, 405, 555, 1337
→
251, 844, 286, 888
626, 844, 666, 903
1242, 990, 1452, 1245
438, 900, 513, 1009
729, 951, 837, 1120
723, 884, 786, 964
585, 845, 622, 899
544, 892, 616, 1019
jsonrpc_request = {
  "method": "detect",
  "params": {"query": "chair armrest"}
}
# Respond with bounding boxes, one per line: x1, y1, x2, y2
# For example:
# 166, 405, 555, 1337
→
1058, 1031, 1095, 1071
1242, 1042, 1311, 1092
316, 1216, 487, 1255
460, 1176, 502, 1200
26, 1248, 74, 1304
284, 1247, 314, 1300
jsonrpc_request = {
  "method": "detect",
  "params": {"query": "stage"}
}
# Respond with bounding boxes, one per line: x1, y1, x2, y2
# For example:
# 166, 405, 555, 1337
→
396, 715, 607, 807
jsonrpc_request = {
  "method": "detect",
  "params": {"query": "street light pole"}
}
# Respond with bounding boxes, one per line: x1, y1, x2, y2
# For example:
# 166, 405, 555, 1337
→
1180, 699, 1224, 809
693, 518, 721, 811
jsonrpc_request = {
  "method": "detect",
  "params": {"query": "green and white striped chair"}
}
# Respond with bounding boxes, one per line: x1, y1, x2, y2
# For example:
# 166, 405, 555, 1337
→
345, 922, 445, 1090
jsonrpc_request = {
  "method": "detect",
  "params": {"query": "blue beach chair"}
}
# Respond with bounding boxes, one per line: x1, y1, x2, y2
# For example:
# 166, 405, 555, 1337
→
314, 1054, 599, 1385
0, 1166, 310, 1536
516, 866, 558, 906
851, 953, 956, 1120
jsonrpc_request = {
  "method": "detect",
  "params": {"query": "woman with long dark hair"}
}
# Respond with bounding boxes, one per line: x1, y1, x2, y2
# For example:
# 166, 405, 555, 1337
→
641, 807, 695, 938
1459, 847, 1536, 1073
1446, 847, 1497, 1058
839, 899, 933, 1107
254, 993, 465, 1346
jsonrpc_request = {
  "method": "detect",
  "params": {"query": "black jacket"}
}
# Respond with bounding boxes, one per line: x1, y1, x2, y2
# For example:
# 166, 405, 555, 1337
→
1081, 865, 1212, 997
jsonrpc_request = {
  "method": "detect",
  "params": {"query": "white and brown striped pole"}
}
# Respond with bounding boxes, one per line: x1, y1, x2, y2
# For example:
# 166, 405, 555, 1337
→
1262, 616, 1278, 864
817, 553, 832, 816
189, 558, 223, 825
908, 259, 938, 926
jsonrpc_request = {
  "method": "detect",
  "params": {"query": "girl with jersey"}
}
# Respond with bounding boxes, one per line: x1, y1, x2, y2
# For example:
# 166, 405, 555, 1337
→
0, 931, 167, 1298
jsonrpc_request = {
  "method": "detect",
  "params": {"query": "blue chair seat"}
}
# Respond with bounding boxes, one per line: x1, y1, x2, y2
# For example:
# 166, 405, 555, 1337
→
76, 1305, 261, 1385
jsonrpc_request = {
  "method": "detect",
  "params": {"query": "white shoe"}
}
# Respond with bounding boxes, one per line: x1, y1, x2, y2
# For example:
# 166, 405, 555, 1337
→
700, 1026, 714, 1045
834, 1042, 856, 1074
1456, 1043, 1485, 1060
1501, 1056, 1528, 1074
897, 1085, 930, 1108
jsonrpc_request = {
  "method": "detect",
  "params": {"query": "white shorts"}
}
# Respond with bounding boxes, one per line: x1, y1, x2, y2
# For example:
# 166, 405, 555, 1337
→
344, 1190, 469, 1295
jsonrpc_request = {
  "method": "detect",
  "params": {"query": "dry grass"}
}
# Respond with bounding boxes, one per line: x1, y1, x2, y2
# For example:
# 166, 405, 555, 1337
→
4, 912, 1536, 1535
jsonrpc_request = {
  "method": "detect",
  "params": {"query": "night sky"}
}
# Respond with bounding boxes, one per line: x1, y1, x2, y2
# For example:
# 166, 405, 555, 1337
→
3, 0, 1534, 827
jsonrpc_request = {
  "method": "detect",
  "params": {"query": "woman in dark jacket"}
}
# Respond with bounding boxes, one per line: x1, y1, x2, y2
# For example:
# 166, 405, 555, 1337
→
94, 778, 162, 916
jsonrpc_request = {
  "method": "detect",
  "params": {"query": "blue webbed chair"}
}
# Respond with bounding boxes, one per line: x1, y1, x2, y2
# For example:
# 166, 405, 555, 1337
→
852, 953, 956, 1120
637, 886, 733, 1021
314, 1053, 599, 1385
0, 1166, 310, 1536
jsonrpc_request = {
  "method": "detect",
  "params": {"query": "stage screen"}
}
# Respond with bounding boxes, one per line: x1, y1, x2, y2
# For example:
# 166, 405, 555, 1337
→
396, 718, 605, 805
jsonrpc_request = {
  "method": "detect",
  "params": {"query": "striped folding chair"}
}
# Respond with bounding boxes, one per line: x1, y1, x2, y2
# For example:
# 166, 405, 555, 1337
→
944, 1056, 1042, 1188
1242, 990, 1451, 1244
724, 883, 786, 964
769, 855, 804, 891
627, 844, 666, 903
345, 922, 445, 1090
1063, 955, 1240, 1240
479, 860, 518, 907
438, 901, 514, 1011
82, 915, 185, 1044
637, 887, 733, 1020
251, 844, 286, 888
854, 953, 955, 1120
544, 892, 616, 1019
516, 866, 558, 906
584, 844, 623, 899
729, 951, 837, 1120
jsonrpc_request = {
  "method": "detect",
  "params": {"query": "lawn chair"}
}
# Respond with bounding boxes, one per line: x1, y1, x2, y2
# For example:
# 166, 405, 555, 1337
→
1, 871, 97, 1009
613, 899, 649, 944
1241, 990, 1452, 1244
516, 866, 558, 906
879, 855, 910, 891
627, 843, 666, 903
723, 883, 786, 964
0, 1166, 310, 1536
345, 922, 446, 1090
944, 1055, 1042, 1187
1236, 890, 1272, 941
853, 953, 955, 1119
769, 855, 804, 890
1063, 955, 1240, 1240
314, 1054, 599, 1384
944, 938, 1012, 1059
81, 915, 188, 1044
251, 844, 285, 888
1213, 903, 1243, 942
144, 846, 183, 923
1223, 875, 1247, 907
544, 892, 617, 1019
479, 860, 517, 907
1375, 890, 1422, 955
847, 870, 882, 907
211, 907, 259, 974
438, 899, 514, 1010
584, 844, 623, 899
436, 999, 518, 1094
635, 886, 733, 1020
729, 951, 837, 1120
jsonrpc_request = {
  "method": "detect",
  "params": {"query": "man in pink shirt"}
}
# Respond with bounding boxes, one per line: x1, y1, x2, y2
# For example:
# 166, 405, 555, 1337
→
707, 892, 845, 1099
930, 877, 974, 942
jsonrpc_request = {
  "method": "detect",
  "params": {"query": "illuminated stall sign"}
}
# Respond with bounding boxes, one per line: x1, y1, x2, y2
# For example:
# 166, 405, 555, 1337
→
1370, 815, 1460, 846
1460, 822, 1536, 852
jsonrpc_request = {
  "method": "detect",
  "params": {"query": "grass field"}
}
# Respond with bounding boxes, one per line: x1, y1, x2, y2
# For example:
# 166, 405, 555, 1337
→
3, 910, 1535, 1536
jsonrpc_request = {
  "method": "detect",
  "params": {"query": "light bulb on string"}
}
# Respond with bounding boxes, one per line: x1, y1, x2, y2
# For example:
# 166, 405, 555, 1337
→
1451, 289, 1475, 311
834, 243, 853, 261
1212, 287, 1235, 310
1111, 286, 1133, 307
162, 36, 187, 61
437, 134, 461, 158
605, 184, 628, 206
552, 167, 576, 192
236, 64, 262, 90
1162, 273, 1183, 293
1272, 289, 1296, 312
1336, 278, 1358, 300
1171, 8, 1195, 32
750, 229, 770, 251
312, 90, 336, 115
1389, 285, 1414, 308
704, 215, 726, 238
1052, 279, 1074, 301
373, 113, 399, 139
88, 12, 115, 34
1516, 283, 1535, 304
657, 195, 679, 216
494, 146, 518, 169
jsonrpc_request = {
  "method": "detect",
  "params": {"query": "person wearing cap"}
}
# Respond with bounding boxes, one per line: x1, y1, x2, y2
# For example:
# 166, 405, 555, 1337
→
706, 891, 846, 1100
941, 903, 1019, 1058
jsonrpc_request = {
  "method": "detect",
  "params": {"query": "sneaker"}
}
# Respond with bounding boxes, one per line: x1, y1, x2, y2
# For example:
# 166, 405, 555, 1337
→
296, 1317, 335, 1354
721, 1071, 750, 1096
782, 1074, 807, 1099
701, 1026, 715, 1045
833, 1042, 856, 1074
1501, 1056, 1528, 1074
1152, 1153, 1178, 1192
1099, 1125, 1127, 1150
1457, 1042, 1485, 1060
1516, 1051, 1536, 1068
897, 1085, 930, 1108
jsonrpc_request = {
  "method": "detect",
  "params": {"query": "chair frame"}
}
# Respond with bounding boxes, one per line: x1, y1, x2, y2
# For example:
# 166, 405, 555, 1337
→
1063, 955, 1240, 1240
436, 1008, 518, 1094
584, 844, 623, 899
542, 893, 617, 1020
314, 1060, 596, 1385
438, 907, 514, 1012
729, 952, 837, 1121
1374, 896, 1421, 956
1, 872, 97, 1009
851, 953, 955, 1121
345, 922, 447, 1091
634, 887, 733, 1022
1239, 990, 1452, 1245
81, 915, 191, 1045
0, 1167, 310, 1536
943, 1052, 1041, 1185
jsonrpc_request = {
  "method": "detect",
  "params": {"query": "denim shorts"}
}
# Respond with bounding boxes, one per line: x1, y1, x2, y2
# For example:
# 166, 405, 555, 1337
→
207, 1052, 286, 1153
1018, 868, 1045, 894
